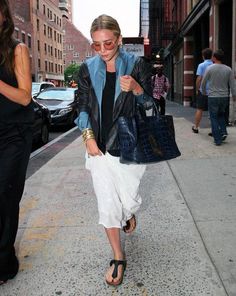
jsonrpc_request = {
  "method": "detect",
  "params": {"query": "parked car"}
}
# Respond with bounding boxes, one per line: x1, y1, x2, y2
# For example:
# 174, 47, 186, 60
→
34, 87, 79, 126
32, 99, 51, 146
32, 81, 55, 97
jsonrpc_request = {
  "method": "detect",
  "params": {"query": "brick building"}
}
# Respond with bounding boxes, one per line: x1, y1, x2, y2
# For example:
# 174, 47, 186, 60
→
63, 20, 92, 67
9, 0, 34, 77
145, 0, 236, 122
9, 0, 93, 86
31, 0, 64, 85
61, 0, 92, 68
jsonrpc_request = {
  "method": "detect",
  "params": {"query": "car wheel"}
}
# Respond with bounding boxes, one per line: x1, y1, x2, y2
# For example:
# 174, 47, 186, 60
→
40, 123, 49, 145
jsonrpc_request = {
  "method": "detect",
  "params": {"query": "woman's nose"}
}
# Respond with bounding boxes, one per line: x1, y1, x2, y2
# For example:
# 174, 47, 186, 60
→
100, 44, 106, 53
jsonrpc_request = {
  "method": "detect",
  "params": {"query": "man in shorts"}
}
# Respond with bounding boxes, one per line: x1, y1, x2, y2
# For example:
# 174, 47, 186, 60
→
192, 48, 213, 133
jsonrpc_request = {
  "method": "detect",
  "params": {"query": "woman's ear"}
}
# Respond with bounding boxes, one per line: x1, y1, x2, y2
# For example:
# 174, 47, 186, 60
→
118, 35, 122, 46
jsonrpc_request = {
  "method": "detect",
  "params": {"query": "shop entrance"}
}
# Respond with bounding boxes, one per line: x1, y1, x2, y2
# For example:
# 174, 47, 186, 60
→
218, 0, 232, 66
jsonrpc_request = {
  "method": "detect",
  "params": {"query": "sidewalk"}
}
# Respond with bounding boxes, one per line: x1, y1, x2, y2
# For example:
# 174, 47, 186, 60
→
1, 102, 236, 296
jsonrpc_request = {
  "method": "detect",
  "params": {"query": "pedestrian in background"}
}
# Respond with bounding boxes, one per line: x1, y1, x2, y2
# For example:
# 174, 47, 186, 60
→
151, 64, 170, 115
0, 0, 34, 285
192, 48, 213, 133
75, 14, 152, 286
201, 49, 236, 145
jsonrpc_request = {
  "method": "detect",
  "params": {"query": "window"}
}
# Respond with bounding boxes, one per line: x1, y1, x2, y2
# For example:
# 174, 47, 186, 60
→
37, 40, 40, 51
54, 30, 56, 41
44, 24, 46, 35
15, 28, 19, 40
44, 43, 47, 54
43, 4, 45, 14
55, 64, 57, 73
55, 48, 57, 58
28, 34, 31, 49
45, 61, 48, 71
22, 32, 26, 43
51, 46, 53, 56
38, 59, 41, 69
36, 0, 39, 9
37, 19, 40, 31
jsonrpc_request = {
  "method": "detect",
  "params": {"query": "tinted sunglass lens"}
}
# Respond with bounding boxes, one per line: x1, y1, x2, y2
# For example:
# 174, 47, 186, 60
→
91, 44, 101, 51
104, 42, 115, 50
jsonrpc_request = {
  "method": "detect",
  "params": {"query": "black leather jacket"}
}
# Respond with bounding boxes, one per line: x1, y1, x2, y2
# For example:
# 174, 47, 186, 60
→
76, 53, 152, 152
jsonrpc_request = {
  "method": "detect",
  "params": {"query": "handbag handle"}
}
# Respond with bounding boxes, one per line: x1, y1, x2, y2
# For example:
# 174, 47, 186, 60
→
136, 96, 160, 119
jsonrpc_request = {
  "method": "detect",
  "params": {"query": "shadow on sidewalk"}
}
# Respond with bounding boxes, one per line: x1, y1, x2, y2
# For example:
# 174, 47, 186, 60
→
166, 100, 210, 128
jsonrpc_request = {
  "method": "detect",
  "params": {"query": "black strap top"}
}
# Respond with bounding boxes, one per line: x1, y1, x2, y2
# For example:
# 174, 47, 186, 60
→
99, 71, 119, 156
0, 40, 34, 127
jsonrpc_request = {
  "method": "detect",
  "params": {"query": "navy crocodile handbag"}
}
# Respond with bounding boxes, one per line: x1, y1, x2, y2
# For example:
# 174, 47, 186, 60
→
118, 103, 181, 164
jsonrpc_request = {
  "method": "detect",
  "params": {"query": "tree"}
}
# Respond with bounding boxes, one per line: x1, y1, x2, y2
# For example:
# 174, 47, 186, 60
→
64, 63, 80, 86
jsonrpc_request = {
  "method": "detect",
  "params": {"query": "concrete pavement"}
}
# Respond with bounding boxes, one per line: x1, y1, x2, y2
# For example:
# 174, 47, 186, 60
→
1, 101, 236, 296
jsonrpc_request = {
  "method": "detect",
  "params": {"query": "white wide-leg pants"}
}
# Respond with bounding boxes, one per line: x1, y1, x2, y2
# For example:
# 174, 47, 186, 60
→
85, 152, 146, 228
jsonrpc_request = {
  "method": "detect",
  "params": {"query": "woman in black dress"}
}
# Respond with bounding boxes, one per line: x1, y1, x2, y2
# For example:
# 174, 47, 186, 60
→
0, 0, 33, 285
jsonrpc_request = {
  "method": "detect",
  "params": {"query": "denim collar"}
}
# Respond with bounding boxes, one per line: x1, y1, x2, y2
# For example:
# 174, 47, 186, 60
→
85, 48, 138, 109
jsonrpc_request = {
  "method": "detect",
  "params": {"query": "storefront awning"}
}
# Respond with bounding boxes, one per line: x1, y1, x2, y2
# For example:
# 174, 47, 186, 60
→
180, 0, 210, 36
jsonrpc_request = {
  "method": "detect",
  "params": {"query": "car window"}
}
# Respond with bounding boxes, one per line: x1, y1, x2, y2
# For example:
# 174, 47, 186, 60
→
40, 83, 48, 92
32, 83, 40, 94
37, 89, 75, 101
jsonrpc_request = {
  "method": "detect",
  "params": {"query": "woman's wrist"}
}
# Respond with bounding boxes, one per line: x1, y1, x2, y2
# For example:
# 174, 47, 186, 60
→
132, 84, 143, 96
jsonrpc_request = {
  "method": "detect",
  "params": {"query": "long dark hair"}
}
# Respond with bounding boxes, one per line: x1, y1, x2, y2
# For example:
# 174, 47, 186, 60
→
0, 0, 15, 74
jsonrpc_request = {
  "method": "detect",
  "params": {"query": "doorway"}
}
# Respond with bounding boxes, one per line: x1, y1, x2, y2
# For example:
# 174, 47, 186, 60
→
218, 0, 232, 66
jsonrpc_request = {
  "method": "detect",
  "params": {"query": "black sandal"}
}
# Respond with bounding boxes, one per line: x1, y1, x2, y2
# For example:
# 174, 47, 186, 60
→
123, 215, 136, 233
106, 259, 126, 286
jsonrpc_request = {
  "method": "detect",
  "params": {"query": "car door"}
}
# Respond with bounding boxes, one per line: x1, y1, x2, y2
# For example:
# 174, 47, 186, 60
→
32, 99, 42, 139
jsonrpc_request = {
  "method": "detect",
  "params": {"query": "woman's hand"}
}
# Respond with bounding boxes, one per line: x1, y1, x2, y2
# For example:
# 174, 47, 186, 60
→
120, 75, 143, 95
86, 139, 102, 156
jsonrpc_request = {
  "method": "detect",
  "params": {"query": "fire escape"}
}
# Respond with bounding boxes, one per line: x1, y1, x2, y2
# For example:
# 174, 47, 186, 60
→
148, 0, 177, 59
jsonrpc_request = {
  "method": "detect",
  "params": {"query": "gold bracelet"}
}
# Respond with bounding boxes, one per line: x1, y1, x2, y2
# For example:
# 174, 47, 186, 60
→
82, 128, 95, 143
84, 135, 95, 143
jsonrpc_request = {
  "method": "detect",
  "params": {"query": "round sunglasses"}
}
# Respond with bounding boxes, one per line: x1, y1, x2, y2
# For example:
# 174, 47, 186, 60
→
91, 38, 119, 52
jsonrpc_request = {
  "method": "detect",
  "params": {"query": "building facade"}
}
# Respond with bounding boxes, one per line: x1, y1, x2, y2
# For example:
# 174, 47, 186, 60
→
9, 0, 34, 77
9, 0, 93, 86
61, 0, 93, 68
62, 20, 92, 67
146, 0, 236, 122
31, 0, 65, 85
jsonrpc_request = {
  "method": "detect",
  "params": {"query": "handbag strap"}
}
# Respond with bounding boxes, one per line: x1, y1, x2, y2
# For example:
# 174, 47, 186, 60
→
137, 95, 160, 118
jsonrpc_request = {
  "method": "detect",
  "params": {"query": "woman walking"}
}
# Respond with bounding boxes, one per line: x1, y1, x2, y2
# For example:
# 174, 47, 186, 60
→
0, 0, 33, 285
75, 14, 152, 286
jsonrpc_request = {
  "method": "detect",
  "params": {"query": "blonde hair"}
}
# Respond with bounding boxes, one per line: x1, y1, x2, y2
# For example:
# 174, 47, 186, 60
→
90, 14, 121, 37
